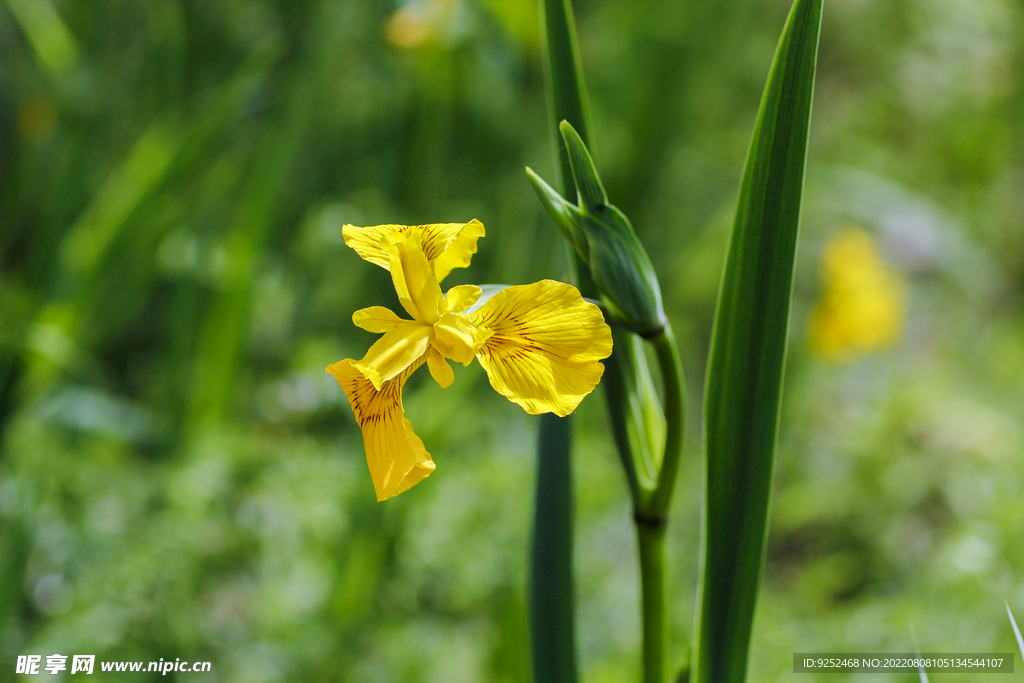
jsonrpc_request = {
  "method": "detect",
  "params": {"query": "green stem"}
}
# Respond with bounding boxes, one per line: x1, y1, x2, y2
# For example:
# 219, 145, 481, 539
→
632, 325, 685, 683
650, 324, 686, 515
537, 5, 677, 683
637, 522, 667, 683
601, 330, 644, 503
531, 414, 578, 683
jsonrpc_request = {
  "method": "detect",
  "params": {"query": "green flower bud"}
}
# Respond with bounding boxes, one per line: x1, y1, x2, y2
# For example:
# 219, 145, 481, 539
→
527, 121, 667, 337
525, 167, 588, 260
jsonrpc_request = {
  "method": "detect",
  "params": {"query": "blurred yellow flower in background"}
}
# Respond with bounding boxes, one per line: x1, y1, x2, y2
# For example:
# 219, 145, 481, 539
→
385, 0, 461, 49
808, 228, 905, 358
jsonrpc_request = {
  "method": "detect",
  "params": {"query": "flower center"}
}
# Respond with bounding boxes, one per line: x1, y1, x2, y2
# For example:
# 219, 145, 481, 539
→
431, 313, 488, 365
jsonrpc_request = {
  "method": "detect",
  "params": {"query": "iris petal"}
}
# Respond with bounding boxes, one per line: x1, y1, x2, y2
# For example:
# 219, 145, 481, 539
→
433, 219, 485, 282
467, 279, 613, 416
342, 220, 485, 282
327, 358, 434, 501
352, 305, 408, 333
352, 323, 432, 390
383, 234, 443, 324
444, 284, 483, 313
426, 346, 454, 388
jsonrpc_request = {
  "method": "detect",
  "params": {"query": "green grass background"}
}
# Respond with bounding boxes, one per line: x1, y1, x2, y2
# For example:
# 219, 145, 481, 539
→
2, 0, 1024, 681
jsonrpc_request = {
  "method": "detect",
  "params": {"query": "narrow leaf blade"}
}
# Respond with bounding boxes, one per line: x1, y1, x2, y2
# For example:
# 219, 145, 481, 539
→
539, 0, 591, 197
530, 2, 592, 681
1007, 602, 1024, 662
695, 1, 823, 682
560, 120, 608, 209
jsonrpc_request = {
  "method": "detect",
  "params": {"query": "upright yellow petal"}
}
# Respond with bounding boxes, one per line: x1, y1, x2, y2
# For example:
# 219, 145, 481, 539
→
467, 279, 613, 417
433, 219, 485, 282
352, 322, 432, 390
383, 233, 442, 324
327, 358, 435, 501
342, 220, 485, 282
352, 306, 408, 333
443, 284, 483, 313
342, 224, 413, 269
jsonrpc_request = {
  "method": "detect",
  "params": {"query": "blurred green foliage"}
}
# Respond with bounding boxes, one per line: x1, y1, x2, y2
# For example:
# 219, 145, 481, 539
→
1, 0, 1024, 681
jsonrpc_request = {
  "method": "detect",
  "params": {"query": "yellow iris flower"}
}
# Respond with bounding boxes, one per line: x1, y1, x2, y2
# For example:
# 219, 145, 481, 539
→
327, 220, 614, 501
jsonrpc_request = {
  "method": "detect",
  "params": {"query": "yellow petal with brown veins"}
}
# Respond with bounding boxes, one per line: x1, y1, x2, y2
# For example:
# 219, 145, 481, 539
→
327, 357, 434, 501
342, 220, 485, 282
467, 279, 613, 417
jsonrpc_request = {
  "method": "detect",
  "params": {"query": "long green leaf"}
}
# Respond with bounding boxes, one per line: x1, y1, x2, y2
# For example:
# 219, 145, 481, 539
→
532, 1, 589, 681
695, 0, 822, 682
539, 0, 591, 198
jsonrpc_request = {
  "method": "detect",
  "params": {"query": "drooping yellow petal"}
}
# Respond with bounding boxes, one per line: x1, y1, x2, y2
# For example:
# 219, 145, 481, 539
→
342, 220, 485, 282
443, 284, 482, 313
467, 279, 613, 417
352, 322, 432, 390
426, 346, 454, 388
432, 312, 492, 366
383, 233, 442, 324
352, 306, 408, 333
327, 358, 435, 501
